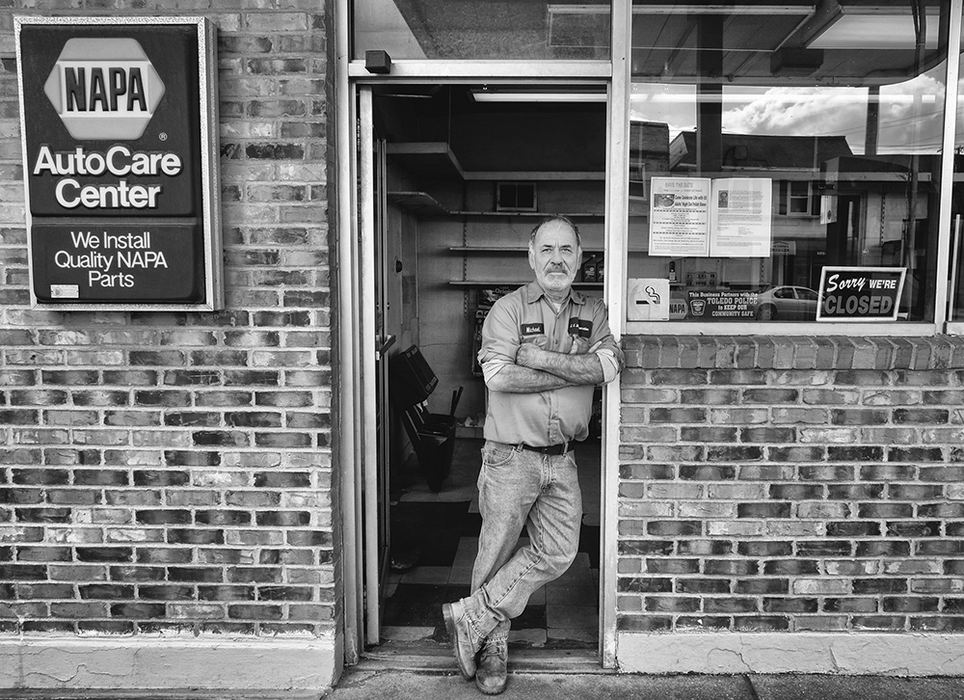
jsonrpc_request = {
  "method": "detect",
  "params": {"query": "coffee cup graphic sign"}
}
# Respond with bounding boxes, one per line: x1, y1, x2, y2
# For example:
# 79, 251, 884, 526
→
16, 18, 222, 309
43, 39, 166, 140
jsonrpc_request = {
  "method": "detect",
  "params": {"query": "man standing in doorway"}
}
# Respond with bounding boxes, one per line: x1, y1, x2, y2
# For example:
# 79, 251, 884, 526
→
442, 216, 623, 695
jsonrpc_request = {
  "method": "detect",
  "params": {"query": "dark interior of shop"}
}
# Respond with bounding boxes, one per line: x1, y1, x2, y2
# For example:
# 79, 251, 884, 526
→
372, 85, 607, 650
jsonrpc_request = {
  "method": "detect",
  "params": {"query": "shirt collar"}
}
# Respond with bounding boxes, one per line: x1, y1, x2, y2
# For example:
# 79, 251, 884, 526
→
524, 280, 586, 306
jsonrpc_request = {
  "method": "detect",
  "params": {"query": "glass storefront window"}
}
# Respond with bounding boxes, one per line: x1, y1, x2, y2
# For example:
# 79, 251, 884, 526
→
628, 0, 950, 323
353, 1, 612, 61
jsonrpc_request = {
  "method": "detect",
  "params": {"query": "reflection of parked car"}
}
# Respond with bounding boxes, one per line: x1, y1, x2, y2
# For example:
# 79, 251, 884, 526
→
755, 286, 818, 320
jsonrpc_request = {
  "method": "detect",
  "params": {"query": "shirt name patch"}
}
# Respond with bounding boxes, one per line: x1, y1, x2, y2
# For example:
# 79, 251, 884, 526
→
568, 318, 593, 338
520, 322, 544, 336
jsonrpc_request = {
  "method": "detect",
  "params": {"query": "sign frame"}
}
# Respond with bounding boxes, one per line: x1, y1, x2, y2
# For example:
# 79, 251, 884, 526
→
14, 16, 223, 311
816, 266, 906, 322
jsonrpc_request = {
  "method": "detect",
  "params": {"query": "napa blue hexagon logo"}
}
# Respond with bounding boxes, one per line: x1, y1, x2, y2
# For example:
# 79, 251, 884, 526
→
43, 38, 165, 140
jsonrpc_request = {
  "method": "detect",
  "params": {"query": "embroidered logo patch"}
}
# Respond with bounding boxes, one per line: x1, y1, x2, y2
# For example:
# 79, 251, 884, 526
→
520, 322, 544, 336
568, 318, 593, 338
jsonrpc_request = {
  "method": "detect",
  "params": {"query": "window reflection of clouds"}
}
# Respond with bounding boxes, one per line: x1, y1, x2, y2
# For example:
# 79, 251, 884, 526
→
633, 66, 947, 156
630, 84, 696, 141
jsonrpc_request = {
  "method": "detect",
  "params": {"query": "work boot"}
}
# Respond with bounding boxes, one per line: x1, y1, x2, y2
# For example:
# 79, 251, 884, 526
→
475, 634, 508, 695
442, 599, 482, 680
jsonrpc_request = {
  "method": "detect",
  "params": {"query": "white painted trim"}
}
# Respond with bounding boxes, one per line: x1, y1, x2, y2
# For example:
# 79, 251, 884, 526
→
624, 321, 938, 336
599, 0, 631, 672
951, 215, 962, 324
201, 18, 224, 311
358, 87, 381, 645
335, 0, 362, 666
616, 632, 964, 676
948, 321, 964, 335
351, 73, 613, 668
348, 78, 367, 656
935, 0, 963, 328
0, 636, 337, 692
349, 60, 611, 79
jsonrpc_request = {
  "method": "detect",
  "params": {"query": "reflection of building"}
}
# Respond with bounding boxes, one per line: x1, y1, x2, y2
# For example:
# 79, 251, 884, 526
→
628, 124, 937, 318
670, 133, 853, 173
633, 130, 857, 297
629, 121, 669, 199
826, 155, 939, 318
668, 132, 932, 301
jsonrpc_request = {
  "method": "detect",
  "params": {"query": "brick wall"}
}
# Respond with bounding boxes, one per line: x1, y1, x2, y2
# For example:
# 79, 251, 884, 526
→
0, 2, 337, 638
618, 336, 964, 634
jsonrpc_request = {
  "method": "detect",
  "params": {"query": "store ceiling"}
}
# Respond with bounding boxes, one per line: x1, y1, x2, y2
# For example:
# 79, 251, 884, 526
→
373, 86, 607, 175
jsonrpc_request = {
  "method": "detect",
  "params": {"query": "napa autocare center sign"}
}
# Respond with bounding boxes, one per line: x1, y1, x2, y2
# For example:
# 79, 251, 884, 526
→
15, 17, 222, 309
816, 266, 906, 321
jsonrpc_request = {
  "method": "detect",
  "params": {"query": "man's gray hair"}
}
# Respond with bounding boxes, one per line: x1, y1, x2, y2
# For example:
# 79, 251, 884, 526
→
528, 215, 582, 248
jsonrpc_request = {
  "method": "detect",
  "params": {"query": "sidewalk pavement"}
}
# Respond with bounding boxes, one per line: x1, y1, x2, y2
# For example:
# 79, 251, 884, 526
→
2, 672, 963, 699
327, 669, 964, 699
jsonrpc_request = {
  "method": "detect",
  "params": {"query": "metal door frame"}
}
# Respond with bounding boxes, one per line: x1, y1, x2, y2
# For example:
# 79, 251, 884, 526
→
336, 0, 964, 671
336, 0, 633, 669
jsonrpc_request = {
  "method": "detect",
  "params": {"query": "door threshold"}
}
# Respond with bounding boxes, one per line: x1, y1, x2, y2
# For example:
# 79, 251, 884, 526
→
359, 644, 611, 674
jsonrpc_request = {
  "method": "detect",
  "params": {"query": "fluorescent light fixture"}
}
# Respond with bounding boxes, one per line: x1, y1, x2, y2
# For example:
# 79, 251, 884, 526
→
808, 10, 939, 50
470, 91, 606, 103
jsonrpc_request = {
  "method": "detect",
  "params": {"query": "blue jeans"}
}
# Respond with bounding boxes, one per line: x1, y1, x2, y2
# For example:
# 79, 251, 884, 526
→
461, 440, 583, 643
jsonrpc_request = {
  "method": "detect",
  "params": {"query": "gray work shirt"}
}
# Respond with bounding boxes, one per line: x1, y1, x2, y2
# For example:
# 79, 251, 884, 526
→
478, 281, 620, 447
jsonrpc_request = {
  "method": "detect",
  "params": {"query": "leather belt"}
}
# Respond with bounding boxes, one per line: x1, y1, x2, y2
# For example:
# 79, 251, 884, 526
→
518, 442, 571, 456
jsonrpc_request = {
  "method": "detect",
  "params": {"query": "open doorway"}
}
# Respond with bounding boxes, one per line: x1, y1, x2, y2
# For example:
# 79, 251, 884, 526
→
363, 83, 608, 656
